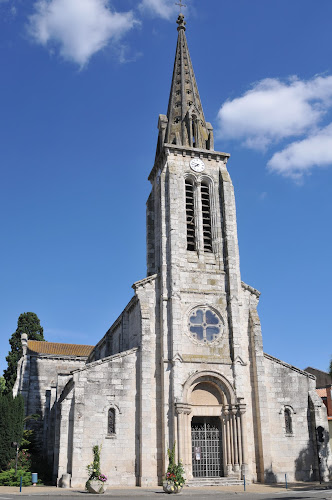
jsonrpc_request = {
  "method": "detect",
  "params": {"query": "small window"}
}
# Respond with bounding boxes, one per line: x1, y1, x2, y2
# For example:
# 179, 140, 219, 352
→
185, 179, 196, 251
284, 408, 292, 434
192, 120, 196, 148
108, 408, 116, 435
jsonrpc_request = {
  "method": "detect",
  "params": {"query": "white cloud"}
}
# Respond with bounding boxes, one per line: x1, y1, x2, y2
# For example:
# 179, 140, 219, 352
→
217, 76, 332, 150
139, 0, 178, 20
216, 75, 332, 179
28, 0, 138, 66
267, 123, 332, 179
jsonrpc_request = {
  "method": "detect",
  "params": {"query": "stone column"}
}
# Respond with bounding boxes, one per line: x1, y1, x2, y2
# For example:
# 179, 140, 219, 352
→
236, 405, 243, 467
239, 404, 248, 478
185, 411, 193, 479
223, 406, 232, 475
175, 403, 192, 467
195, 181, 203, 255
229, 408, 234, 466
232, 407, 240, 472
56, 398, 71, 486
221, 414, 227, 477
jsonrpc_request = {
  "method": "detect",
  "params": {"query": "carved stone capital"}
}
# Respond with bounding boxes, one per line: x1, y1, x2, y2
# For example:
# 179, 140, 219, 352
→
223, 404, 231, 416
238, 403, 246, 415
175, 403, 192, 415
231, 406, 238, 416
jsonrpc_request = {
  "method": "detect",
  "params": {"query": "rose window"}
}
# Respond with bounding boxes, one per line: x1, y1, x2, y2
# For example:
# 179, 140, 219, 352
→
188, 307, 223, 344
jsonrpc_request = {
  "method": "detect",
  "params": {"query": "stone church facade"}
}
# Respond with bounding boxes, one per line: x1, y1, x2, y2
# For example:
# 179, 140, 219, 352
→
14, 14, 331, 488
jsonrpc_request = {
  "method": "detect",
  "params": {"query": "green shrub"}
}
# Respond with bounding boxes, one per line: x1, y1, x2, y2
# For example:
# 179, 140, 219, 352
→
0, 468, 32, 486
7, 450, 32, 472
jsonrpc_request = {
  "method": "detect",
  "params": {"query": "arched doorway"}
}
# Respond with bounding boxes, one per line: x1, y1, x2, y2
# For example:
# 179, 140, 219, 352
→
176, 371, 247, 480
190, 380, 224, 478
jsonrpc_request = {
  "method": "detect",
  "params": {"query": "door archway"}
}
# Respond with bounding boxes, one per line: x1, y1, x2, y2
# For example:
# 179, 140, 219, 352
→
175, 371, 247, 480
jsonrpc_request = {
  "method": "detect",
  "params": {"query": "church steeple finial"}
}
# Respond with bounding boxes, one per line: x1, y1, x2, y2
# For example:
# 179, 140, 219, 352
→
155, 11, 214, 156
176, 12, 186, 31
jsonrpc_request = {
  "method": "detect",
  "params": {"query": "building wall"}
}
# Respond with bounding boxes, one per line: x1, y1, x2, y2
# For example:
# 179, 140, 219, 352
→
55, 274, 159, 488
88, 297, 141, 362
15, 351, 87, 453
264, 355, 320, 482
57, 349, 139, 488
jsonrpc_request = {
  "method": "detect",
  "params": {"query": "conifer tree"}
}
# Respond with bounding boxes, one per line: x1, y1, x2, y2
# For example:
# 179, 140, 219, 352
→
0, 394, 12, 469
0, 377, 5, 395
3, 313, 45, 394
0, 393, 24, 471
12, 394, 24, 446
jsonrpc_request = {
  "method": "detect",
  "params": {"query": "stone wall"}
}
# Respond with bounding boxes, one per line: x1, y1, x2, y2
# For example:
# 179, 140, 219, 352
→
264, 354, 324, 482
57, 349, 139, 488
88, 296, 141, 362
15, 351, 87, 456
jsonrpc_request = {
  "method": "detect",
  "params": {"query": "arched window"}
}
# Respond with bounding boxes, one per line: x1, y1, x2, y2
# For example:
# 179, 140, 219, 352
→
284, 408, 292, 434
185, 178, 196, 251
201, 181, 212, 252
108, 408, 116, 435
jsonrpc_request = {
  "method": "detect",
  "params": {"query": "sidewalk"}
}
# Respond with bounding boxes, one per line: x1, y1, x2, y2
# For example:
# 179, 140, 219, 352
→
0, 482, 331, 496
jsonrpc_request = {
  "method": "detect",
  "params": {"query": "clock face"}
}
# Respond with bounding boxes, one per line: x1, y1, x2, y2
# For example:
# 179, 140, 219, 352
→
190, 158, 205, 173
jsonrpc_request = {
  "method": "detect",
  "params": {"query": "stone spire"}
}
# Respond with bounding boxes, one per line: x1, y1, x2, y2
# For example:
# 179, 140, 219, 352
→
155, 13, 214, 157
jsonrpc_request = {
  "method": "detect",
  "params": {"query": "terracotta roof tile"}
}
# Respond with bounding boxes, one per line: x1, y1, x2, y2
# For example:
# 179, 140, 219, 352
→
27, 340, 93, 357
317, 388, 327, 397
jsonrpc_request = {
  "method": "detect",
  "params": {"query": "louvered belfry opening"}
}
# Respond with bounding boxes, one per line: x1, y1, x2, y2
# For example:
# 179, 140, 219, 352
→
185, 179, 196, 251
201, 182, 212, 252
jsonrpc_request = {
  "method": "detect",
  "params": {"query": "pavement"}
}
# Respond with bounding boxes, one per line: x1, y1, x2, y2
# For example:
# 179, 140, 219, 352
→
0, 482, 331, 496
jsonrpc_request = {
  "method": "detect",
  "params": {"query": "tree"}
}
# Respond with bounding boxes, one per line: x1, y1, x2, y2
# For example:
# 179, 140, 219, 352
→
0, 394, 12, 469
330, 358, 332, 378
0, 378, 5, 396
3, 313, 45, 394
0, 393, 24, 471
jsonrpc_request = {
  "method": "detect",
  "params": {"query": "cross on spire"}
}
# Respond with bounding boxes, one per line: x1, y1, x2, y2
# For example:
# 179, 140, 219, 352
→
175, 0, 187, 13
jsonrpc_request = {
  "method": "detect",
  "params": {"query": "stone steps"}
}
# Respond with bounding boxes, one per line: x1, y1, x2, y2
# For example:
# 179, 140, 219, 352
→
187, 477, 243, 487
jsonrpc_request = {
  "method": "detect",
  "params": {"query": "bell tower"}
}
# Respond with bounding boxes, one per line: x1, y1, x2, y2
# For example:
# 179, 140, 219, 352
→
146, 13, 265, 481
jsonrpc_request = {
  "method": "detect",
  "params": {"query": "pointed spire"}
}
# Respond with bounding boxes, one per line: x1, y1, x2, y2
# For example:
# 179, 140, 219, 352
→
161, 14, 214, 151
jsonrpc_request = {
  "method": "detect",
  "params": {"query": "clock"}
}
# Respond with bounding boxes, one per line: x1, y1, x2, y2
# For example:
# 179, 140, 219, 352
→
190, 158, 205, 173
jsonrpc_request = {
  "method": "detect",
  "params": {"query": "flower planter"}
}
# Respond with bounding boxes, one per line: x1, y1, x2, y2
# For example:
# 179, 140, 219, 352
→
163, 480, 183, 494
86, 480, 107, 494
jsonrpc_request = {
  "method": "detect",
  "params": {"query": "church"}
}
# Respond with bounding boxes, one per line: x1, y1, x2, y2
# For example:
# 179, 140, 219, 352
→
14, 13, 332, 488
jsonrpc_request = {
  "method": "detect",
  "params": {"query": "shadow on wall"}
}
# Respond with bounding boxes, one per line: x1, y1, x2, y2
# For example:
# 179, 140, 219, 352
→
294, 441, 318, 481
264, 467, 277, 483
295, 428, 332, 482
316, 426, 332, 481
295, 398, 324, 482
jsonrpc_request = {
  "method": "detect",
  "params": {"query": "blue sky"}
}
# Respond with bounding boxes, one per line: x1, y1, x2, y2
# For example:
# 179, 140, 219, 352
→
1, 0, 331, 377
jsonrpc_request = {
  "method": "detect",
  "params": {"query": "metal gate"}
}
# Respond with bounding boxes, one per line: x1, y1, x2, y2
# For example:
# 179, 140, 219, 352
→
191, 417, 223, 478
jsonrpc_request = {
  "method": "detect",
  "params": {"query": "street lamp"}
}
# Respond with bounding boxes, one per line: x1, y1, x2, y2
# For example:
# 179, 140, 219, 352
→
11, 442, 19, 475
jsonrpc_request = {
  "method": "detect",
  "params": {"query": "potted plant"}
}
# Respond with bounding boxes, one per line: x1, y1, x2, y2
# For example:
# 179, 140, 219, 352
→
163, 443, 185, 494
85, 445, 108, 494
